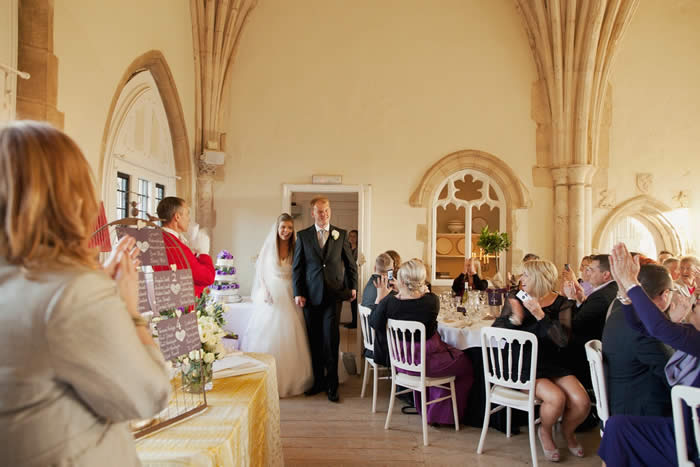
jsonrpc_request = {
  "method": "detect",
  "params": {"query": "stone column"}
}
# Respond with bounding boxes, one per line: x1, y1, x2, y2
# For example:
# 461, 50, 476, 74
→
552, 168, 569, 267
16, 0, 63, 127
197, 161, 217, 232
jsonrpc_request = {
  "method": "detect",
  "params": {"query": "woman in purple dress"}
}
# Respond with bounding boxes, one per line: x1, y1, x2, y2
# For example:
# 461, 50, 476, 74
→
369, 259, 474, 425
598, 243, 700, 467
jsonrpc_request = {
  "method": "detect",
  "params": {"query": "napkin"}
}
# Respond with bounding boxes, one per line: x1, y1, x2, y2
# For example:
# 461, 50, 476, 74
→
212, 354, 268, 379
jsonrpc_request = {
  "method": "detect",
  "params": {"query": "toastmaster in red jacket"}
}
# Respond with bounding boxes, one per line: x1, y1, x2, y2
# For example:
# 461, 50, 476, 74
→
156, 197, 215, 297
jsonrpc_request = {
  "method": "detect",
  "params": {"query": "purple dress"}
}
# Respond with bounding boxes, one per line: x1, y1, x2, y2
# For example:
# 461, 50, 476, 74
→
369, 293, 474, 425
598, 286, 700, 466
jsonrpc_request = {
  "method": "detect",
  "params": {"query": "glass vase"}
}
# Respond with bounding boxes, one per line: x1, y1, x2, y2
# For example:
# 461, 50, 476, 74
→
181, 358, 213, 393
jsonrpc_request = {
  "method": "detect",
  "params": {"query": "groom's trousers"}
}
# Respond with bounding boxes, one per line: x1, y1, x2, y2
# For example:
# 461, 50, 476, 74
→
303, 299, 342, 391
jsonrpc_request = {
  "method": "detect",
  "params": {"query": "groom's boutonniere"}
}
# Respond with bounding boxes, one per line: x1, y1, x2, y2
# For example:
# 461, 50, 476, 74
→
331, 230, 340, 241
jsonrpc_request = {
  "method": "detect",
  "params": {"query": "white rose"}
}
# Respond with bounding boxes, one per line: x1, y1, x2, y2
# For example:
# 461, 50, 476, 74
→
332, 230, 339, 240
189, 350, 200, 360
203, 352, 215, 364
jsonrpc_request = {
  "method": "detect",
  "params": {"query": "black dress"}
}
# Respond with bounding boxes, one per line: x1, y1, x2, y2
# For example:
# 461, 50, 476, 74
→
493, 293, 574, 379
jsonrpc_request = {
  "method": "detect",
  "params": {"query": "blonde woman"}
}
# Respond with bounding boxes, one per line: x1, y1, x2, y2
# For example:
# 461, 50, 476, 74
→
369, 259, 474, 425
248, 213, 313, 397
0, 121, 170, 466
493, 260, 590, 462
675, 255, 699, 297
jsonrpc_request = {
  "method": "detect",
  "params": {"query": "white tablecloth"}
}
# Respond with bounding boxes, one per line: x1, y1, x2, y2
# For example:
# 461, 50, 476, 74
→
437, 318, 495, 350
222, 298, 256, 349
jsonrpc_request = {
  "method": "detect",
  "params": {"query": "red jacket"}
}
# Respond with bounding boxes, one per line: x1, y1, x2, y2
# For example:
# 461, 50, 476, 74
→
159, 231, 215, 297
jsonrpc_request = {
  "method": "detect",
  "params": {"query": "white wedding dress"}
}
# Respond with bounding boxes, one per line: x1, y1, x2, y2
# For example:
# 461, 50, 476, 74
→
245, 225, 314, 398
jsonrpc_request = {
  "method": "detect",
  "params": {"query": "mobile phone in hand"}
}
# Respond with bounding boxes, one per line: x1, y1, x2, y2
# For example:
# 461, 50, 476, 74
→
516, 289, 532, 302
387, 269, 394, 281
564, 263, 571, 271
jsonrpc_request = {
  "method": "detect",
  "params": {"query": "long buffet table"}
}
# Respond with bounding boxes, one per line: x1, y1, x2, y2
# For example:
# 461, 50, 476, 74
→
135, 353, 283, 467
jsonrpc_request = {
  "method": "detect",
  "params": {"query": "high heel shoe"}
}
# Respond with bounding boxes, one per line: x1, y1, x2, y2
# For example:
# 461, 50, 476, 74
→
567, 443, 584, 457
537, 425, 561, 462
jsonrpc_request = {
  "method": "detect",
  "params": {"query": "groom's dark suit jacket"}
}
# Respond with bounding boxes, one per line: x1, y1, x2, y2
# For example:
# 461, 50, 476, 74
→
292, 224, 358, 307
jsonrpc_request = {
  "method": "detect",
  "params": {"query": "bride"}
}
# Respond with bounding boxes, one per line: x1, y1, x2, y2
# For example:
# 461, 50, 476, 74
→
246, 213, 313, 397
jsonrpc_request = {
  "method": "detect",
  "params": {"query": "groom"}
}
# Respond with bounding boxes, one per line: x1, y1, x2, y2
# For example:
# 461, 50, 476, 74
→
293, 196, 357, 402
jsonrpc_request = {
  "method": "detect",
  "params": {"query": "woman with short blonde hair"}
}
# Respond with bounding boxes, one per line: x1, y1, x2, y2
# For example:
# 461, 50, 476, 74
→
675, 255, 700, 297
0, 121, 170, 466
494, 259, 590, 461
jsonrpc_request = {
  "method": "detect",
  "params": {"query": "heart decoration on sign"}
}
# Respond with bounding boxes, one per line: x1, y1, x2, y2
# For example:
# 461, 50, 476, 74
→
136, 241, 150, 253
136, 220, 146, 229
170, 283, 182, 295
175, 309, 182, 318
170, 264, 177, 271
175, 329, 186, 342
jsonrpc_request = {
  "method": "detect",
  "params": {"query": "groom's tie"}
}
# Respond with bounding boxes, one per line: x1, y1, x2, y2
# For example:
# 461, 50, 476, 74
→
317, 229, 328, 249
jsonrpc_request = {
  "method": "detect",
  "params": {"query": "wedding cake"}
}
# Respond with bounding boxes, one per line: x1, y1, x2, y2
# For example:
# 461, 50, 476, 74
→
209, 250, 241, 303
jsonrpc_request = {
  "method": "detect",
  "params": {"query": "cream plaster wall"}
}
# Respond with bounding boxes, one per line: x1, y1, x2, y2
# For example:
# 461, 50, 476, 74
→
214, 0, 548, 293
602, 0, 700, 254
52, 0, 194, 181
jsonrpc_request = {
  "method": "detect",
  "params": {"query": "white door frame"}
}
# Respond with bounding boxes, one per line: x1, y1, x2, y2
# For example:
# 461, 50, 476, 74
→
282, 183, 372, 372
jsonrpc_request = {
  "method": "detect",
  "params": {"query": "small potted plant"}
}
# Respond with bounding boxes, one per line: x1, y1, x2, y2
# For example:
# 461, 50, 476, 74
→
477, 226, 511, 306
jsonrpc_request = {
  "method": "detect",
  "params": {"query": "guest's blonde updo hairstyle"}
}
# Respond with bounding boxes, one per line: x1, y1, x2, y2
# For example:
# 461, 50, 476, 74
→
0, 121, 98, 270
521, 259, 558, 298
397, 259, 426, 293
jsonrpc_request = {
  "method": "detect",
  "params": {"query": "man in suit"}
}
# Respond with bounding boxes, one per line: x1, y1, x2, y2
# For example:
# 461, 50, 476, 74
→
602, 264, 673, 417
293, 196, 358, 402
564, 254, 618, 388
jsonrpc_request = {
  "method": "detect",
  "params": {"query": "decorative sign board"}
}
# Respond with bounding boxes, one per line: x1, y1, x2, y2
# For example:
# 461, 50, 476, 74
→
114, 226, 168, 266
312, 174, 342, 184
137, 271, 150, 314
152, 269, 195, 312
155, 312, 201, 361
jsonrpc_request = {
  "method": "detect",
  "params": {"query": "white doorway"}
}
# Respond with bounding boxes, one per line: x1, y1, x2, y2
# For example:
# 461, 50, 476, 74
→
282, 184, 372, 374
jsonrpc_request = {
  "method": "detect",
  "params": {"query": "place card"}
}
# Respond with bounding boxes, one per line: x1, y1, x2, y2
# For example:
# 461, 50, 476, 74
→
114, 226, 168, 266
156, 312, 201, 361
137, 271, 150, 314
152, 269, 195, 312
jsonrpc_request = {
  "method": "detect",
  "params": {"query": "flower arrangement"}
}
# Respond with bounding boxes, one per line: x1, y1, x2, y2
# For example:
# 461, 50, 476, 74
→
160, 289, 228, 392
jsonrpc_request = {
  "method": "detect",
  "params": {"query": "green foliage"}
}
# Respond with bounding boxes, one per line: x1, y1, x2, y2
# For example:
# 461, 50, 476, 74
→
476, 226, 511, 255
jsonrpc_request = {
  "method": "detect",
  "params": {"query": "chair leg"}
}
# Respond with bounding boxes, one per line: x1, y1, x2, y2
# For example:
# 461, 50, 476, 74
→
449, 380, 459, 432
421, 388, 429, 446
476, 391, 491, 454
528, 407, 538, 467
384, 376, 396, 430
506, 407, 512, 438
360, 360, 369, 398
372, 365, 379, 413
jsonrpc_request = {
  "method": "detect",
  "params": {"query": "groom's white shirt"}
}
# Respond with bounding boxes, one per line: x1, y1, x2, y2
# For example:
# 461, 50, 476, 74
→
314, 223, 329, 234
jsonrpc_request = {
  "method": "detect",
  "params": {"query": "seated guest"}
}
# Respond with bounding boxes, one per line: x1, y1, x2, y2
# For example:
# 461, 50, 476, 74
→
157, 197, 215, 297
563, 254, 618, 387
674, 255, 699, 298
658, 250, 675, 264
578, 255, 594, 296
598, 244, 700, 466
508, 253, 540, 290
385, 249, 402, 272
360, 253, 395, 313
452, 257, 488, 295
0, 122, 170, 466
494, 260, 590, 461
369, 259, 473, 425
663, 257, 681, 281
603, 264, 674, 417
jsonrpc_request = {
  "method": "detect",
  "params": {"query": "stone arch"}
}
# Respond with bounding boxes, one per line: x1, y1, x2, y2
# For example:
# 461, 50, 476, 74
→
593, 195, 683, 255
409, 149, 531, 210
99, 50, 193, 208
411, 149, 531, 283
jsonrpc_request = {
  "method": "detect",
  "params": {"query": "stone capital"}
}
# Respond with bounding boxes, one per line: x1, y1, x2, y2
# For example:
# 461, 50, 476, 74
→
567, 165, 596, 186
551, 167, 568, 186
197, 160, 217, 178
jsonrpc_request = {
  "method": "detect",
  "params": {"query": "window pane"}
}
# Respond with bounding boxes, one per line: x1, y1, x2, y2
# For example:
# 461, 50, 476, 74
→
138, 178, 150, 220
116, 172, 129, 220
155, 183, 165, 204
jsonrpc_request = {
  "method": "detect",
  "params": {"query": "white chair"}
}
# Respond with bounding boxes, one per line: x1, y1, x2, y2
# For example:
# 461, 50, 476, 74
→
672, 385, 700, 467
384, 319, 459, 446
585, 339, 609, 436
358, 305, 391, 412
477, 327, 540, 467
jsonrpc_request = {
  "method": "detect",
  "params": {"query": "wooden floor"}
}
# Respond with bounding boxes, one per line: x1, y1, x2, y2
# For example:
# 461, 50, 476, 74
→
280, 357, 604, 466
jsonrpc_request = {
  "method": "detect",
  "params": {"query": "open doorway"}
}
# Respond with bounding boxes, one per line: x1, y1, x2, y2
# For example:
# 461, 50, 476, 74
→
283, 184, 372, 374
